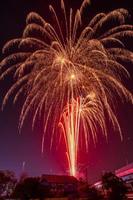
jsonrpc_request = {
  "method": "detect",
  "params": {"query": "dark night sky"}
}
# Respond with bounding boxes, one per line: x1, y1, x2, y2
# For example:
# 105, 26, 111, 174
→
0, 0, 133, 183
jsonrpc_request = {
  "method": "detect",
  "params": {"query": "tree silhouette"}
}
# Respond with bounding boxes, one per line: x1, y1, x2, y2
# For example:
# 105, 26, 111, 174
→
102, 172, 127, 200
12, 176, 50, 200
77, 179, 103, 200
0, 170, 16, 198
87, 187, 104, 200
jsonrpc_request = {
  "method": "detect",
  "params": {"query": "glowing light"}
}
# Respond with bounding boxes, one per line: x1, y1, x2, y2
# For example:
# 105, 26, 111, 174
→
59, 98, 81, 177
87, 92, 96, 100
55, 55, 66, 65
59, 95, 107, 176
0, 0, 133, 177
70, 74, 76, 80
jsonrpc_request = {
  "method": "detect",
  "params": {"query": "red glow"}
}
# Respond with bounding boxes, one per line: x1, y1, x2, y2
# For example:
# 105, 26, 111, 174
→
59, 98, 81, 177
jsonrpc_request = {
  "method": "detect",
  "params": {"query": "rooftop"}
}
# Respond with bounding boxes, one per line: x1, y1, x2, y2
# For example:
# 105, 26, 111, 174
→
41, 174, 78, 184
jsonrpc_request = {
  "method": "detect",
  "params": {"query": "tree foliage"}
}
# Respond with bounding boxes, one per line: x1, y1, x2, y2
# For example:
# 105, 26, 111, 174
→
102, 172, 127, 200
78, 179, 104, 200
12, 176, 50, 200
0, 170, 16, 198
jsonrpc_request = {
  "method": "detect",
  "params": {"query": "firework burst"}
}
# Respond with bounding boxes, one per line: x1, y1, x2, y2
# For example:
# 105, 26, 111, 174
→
0, 0, 133, 176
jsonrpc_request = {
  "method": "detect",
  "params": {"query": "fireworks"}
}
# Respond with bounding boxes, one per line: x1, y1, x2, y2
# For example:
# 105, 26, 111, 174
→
0, 0, 133, 177
59, 95, 105, 176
